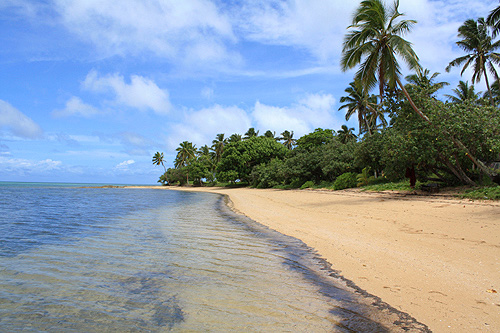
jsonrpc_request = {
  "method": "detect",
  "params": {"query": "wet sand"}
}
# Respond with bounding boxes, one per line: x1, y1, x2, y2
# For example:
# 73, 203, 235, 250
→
132, 186, 500, 332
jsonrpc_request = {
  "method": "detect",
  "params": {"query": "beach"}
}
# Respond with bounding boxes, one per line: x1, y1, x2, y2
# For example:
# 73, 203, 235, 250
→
161, 186, 500, 332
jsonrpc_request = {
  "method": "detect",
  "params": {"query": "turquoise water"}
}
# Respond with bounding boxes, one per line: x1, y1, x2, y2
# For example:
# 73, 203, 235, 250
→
0, 183, 429, 331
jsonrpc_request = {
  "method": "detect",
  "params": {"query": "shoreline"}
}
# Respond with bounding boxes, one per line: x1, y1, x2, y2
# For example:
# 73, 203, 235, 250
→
128, 186, 499, 332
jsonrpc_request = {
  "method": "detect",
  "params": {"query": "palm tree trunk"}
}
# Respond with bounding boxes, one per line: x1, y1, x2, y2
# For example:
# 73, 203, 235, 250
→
483, 70, 495, 106
395, 76, 494, 180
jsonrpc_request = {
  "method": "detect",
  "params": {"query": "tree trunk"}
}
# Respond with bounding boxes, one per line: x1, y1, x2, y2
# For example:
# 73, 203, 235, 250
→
484, 70, 495, 107
395, 76, 494, 180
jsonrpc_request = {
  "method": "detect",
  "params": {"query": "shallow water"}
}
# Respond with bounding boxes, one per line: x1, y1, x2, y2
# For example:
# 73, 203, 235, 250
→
0, 185, 428, 331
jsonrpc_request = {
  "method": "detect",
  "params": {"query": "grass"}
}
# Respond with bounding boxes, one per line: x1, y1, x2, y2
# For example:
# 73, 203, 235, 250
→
361, 180, 416, 192
458, 185, 500, 200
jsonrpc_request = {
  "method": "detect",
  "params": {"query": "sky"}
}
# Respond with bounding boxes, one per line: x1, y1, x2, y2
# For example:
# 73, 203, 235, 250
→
0, 0, 497, 184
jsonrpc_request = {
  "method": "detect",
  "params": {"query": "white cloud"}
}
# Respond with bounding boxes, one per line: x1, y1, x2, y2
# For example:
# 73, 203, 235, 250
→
252, 93, 340, 138
167, 105, 252, 149
52, 96, 100, 118
0, 99, 43, 139
53, 0, 238, 67
82, 70, 172, 114
0, 156, 61, 175
115, 159, 135, 170
239, 0, 356, 63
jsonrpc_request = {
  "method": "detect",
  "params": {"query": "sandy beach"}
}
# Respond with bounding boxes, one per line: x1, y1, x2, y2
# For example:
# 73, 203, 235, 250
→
136, 186, 499, 332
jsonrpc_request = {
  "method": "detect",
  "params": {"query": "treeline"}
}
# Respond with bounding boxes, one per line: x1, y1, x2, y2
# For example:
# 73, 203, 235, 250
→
154, 84, 499, 188
153, 0, 500, 189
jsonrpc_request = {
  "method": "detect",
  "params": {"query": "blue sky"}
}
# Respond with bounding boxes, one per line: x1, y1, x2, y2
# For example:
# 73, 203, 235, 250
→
0, 0, 497, 184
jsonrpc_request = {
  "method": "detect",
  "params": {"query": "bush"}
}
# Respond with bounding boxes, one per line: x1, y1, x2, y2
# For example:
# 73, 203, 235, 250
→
300, 181, 315, 189
333, 172, 358, 190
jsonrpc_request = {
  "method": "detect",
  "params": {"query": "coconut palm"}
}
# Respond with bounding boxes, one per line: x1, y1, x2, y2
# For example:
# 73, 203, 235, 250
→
342, 0, 494, 181
338, 81, 379, 135
487, 4, 500, 37
175, 141, 196, 184
341, 0, 420, 100
152, 151, 166, 173
279, 130, 296, 150
228, 133, 242, 143
337, 125, 357, 144
405, 68, 449, 97
244, 127, 259, 140
446, 18, 500, 106
445, 81, 481, 104
263, 130, 277, 139
211, 133, 227, 164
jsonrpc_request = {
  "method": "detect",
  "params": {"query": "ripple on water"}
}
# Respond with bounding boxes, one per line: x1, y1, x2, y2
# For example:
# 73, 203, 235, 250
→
0, 188, 429, 332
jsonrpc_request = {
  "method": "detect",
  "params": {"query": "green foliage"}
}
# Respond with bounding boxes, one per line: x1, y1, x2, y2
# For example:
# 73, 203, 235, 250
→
333, 172, 358, 190
459, 185, 500, 200
295, 128, 334, 149
357, 167, 376, 187
166, 167, 187, 186
300, 181, 315, 189
217, 136, 288, 183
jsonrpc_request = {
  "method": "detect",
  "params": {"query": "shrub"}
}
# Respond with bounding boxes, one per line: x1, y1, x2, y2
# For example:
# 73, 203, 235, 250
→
333, 172, 358, 190
300, 181, 315, 189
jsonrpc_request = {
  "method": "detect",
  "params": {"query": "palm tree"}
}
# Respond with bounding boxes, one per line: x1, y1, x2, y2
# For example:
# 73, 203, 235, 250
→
279, 130, 296, 150
487, 3, 500, 37
445, 81, 481, 104
228, 133, 242, 143
244, 127, 259, 140
152, 151, 166, 173
341, 0, 420, 100
446, 18, 500, 106
263, 130, 277, 139
211, 133, 227, 164
175, 141, 196, 183
486, 79, 500, 106
337, 125, 357, 144
405, 68, 449, 97
338, 81, 379, 135
342, 0, 494, 182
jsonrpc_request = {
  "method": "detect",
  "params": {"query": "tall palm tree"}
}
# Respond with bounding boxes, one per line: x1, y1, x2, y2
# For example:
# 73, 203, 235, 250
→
152, 151, 166, 173
211, 133, 227, 164
244, 127, 259, 140
175, 141, 196, 184
446, 18, 500, 106
279, 130, 296, 150
338, 80, 379, 135
341, 0, 420, 100
405, 68, 449, 97
337, 125, 357, 144
444, 81, 481, 104
342, 0, 494, 181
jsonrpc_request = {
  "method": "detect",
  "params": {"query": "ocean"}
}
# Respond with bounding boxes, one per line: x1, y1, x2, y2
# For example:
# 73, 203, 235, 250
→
0, 182, 428, 331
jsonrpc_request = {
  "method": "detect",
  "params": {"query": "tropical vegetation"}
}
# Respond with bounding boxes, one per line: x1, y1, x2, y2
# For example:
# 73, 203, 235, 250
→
152, 1, 500, 198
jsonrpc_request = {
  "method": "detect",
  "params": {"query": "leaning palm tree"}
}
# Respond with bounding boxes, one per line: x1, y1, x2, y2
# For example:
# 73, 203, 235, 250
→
338, 81, 379, 135
405, 68, 449, 97
444, 81, 481, 104
152, 151, 166, 173
279, 130, 296, 150
341, 0, 421, 101
337, 125, 357, 144
446, 18, 500, 106
342, 0, 494, 181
